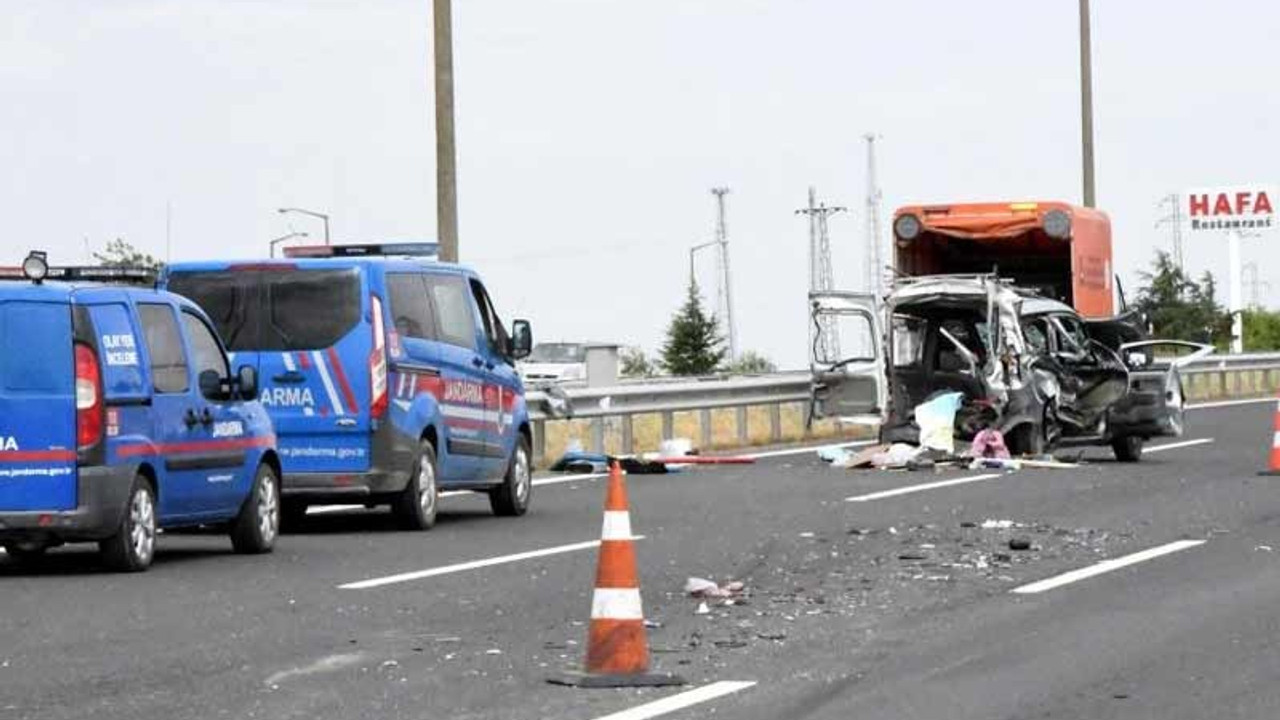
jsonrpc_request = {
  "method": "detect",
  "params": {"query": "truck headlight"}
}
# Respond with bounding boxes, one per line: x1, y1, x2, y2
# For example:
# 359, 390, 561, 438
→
893, 213, 922, 241
1043, 209, 1071, 239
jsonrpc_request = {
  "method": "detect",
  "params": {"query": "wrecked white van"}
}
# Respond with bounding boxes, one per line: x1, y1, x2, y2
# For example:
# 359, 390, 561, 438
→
808, 276, 1211, 461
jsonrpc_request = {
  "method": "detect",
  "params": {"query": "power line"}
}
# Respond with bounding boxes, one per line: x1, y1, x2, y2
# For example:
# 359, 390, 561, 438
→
796, 187, 845, 361
863, 134, 884, 297
711, 187, 737, 362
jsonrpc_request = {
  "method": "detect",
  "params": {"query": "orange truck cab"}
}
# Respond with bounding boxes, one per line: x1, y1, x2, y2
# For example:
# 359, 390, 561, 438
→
891, 201, 1114, 317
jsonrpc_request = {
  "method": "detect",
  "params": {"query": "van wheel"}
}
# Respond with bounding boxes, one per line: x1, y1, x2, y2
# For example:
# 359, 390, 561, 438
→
490, 437, 532, 517
1112, 436, 1145, 462
394, 440, 438, 530
100, 477, 157, 572
231, 464, 281, 553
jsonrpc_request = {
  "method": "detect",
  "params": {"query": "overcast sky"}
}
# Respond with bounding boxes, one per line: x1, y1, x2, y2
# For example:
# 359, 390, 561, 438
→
3, 1, 1277, 368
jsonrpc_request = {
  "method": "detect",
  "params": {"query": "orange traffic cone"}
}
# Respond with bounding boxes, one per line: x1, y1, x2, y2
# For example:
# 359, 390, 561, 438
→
1263, 396, 1280, 475
548, 462, 684, 688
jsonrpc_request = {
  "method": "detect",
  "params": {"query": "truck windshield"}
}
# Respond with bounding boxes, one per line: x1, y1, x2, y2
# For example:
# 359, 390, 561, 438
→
167, 269, 362, 351
528, 343, 585, 363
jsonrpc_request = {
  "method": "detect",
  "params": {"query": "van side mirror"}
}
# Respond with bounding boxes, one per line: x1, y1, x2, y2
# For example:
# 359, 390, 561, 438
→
509, 320, 533, 360
199, 369, 226, 401
236, 365, 259, 401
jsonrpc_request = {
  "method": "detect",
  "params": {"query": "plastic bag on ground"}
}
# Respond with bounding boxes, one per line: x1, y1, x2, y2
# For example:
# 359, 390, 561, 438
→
969, 428, 1011, 459
870, 443, 924, 469
914, 392, 965, 453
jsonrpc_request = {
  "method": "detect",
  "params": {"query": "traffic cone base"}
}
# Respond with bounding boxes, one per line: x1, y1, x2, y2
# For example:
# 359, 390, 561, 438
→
1261, 400, 1280, 476
548, 463, 685, 689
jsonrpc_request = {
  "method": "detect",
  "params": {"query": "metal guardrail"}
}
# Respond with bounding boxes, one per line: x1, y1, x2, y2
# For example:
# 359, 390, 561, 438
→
526, 353, 1280, 463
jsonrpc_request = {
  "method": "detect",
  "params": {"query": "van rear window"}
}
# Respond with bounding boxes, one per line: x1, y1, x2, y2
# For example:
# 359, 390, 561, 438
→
168, 269, 362, 351
1, 301, 71, 393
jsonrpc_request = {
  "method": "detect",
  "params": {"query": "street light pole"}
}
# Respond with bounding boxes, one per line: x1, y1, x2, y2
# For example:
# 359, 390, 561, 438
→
1079, 0, 1096, 208
277, 208, 330, 245
434, 0, 460, 262
268, 231, 309, 258
690, 240, 718, 285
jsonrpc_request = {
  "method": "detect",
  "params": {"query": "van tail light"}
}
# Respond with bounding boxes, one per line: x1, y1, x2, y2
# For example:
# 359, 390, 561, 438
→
369, 294, 389, 419
74, 342, 104, 449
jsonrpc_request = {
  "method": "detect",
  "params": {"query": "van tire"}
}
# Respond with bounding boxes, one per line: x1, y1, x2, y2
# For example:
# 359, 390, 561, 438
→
1112, 436, 1144, 462
1006, 421, 1044, 457
394, 440, 438, 531
100, 477, 157, 572
231, 463, 281, 554
490, 437, 532, 517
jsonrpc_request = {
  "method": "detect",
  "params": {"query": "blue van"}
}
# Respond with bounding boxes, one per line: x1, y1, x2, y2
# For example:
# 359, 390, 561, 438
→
164, 243, 534, 530
0, 253, 280, 572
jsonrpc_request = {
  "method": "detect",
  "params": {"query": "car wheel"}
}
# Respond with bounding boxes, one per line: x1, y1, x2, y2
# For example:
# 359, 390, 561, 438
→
280, 500, 309, 533
1112, 435, 1144, 462
2, 540, 49, 566
100, 476, 157, 572
231, 463, 281, 554
1006, 421, 1043, 457
490, 436, 532, 517
394, 439, 438, 531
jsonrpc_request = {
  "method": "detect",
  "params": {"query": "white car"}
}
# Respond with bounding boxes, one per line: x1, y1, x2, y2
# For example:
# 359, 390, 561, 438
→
518, 342, 587, 384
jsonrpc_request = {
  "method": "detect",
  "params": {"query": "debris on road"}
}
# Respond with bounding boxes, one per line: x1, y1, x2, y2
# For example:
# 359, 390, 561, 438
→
1008, 538, 1033, 551
969, 427, 1011, 459
915, 392, 965, 453
685, 577, 745, 599
695, 602, 711, 615
981, 519, 1016, 529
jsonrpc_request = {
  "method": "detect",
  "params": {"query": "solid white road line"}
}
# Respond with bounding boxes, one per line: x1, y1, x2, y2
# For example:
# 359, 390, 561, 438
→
1145, 438, 1214, 453
338, 536, 644, 590
1012, 539, 1206, 594
845, 473, 1004, 503
1188, 397, 1277, 410
590, 681, 757, 720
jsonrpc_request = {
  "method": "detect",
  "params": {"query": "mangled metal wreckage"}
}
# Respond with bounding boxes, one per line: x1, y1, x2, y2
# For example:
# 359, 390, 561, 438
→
809, 275, 1212, 462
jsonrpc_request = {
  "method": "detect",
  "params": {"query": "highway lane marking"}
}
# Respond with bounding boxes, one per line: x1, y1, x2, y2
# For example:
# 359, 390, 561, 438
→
589, 681, 757, 720
1188, 397, 1276, 410
845, 473, 1005, 503
1012, 539, 1206, 594
338, 536, 644, 590
1145, 438, 1214, 453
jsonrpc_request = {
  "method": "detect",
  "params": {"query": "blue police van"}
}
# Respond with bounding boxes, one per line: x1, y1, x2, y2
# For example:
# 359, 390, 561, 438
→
0, 252, 281, 571
164, 243, 534, 530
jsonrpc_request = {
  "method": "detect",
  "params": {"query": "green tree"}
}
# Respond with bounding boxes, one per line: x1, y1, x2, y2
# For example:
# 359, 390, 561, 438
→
93, 238, 161, 271
1243, 309, 1280, 350
1133, 251, 1231, 346
723, 350, 776, 375
660, 279, 725, 376
619, 347, 658, 378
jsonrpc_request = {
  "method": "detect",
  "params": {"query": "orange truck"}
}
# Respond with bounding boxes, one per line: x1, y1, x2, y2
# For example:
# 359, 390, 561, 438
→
890, 201, 1115, 317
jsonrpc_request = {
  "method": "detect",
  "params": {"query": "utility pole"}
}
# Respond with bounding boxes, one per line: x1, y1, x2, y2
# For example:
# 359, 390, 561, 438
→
1079, 0, 1096, 208
711, 187, 737, 362
796, 187, 845, 361
434, 0, 460, 262
1155, 193, 1185, 269
1243, 262, 1268, 309
863, 134, 884, 298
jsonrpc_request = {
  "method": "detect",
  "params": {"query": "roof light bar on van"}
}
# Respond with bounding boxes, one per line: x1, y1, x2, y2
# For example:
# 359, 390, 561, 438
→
893, 213, 923, 241
44, 266, 159, 285
282, 242, 440, 259
23, 251, 49, 283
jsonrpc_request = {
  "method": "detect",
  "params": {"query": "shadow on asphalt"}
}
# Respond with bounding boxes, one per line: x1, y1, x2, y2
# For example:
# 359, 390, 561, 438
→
0, 545, 234, 578
283, 508, 498, 536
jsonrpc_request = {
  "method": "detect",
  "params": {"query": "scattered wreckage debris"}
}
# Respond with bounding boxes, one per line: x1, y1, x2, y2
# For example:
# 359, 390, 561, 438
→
549, 437, 756, 475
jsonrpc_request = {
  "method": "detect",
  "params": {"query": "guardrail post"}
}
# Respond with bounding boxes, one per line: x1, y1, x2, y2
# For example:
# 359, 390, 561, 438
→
736, 406, 749, 445
699, 409, 712, 450
661, 411, 674, 441
532, 419, 546, 467
621, 414, 634, 455
769, 403, 782, 442
590, 418, 605, 454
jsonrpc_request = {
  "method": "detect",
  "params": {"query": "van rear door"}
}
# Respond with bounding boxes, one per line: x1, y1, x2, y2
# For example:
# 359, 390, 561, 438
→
0, 290, 77, 511
166, 266, 372, 473
807, 291, 884, 423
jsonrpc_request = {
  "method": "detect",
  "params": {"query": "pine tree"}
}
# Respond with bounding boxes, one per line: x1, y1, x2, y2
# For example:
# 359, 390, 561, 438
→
661, 279, 725, 375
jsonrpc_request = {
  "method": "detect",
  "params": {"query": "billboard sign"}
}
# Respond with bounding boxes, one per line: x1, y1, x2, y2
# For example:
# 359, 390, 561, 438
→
1185, 185, 1276, 233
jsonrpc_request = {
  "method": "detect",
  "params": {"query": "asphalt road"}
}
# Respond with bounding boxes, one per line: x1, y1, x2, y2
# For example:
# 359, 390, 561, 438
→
2, 398, 1278, 720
